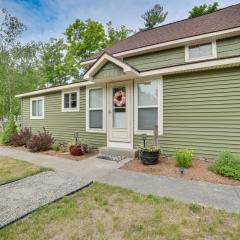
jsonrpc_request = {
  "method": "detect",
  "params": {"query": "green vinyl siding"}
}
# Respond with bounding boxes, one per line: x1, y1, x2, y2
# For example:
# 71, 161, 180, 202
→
217, 36, 240, 58
22, 87, 106, 146
134, 67, 240, 159
92, 36, 240, 77
93, 62, 124, 80
124, 47, 185, 71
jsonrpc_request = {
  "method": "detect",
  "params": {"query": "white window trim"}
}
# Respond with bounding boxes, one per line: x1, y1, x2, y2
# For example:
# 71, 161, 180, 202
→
61, 89, 80, 112
86, 84, 106, 133
134, 78, 163, 136
185, 40, 217, 62
30, 96, 45, 120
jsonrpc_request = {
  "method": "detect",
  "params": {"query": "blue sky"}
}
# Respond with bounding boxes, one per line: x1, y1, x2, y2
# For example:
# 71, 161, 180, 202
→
0, 0, 239, 43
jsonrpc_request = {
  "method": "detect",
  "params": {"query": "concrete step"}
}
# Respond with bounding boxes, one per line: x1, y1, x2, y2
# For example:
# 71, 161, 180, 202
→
99, 147, 138, 159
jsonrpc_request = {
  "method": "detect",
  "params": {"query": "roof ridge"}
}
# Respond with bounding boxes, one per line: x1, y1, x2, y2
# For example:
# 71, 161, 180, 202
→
82, 3, 240, 63
106, 3, 240, 48
139, 3, 240, 33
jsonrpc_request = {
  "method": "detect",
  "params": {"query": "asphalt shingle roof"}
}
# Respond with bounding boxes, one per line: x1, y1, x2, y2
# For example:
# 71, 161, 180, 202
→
84, 4, 240, 62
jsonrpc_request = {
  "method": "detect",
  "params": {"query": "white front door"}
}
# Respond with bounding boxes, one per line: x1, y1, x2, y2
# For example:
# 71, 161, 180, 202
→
108, 81, 132, 148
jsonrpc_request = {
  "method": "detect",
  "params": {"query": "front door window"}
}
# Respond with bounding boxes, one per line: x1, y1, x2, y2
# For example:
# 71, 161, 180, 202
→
113, 87, 126, 129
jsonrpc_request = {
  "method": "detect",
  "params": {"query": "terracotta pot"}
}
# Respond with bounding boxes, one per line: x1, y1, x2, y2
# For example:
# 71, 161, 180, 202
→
69, 145, 83, 156
140, 150, 159, 165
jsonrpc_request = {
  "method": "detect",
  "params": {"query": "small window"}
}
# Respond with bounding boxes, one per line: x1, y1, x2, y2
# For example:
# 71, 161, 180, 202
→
137, 80, 158, 131
62, 90, 79, 112
30, 97, 44, 119
86, 86, 106, 132
185, 41, 216, 62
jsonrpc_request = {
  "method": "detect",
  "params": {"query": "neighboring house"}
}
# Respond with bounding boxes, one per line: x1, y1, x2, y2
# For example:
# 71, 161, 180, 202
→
16, 4, 240, 158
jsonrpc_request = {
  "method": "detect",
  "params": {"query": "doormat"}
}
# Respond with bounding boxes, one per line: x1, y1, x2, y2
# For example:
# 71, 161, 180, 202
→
97, 154, 126, 162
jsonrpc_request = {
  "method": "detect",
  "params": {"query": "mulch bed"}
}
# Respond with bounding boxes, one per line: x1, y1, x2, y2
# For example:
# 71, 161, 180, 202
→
42, 150, 98, 161
121, 156, 240, 186
6, 145, 98, 161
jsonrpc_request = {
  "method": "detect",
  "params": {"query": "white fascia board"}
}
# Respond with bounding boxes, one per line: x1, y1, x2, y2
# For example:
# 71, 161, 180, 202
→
83, 53, 139, 80
15, 81, 94, 98
81, 27, 240, 66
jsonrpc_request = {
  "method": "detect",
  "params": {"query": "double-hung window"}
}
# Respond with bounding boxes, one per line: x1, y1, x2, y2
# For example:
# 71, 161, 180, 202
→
30, 97, 44, 119
135, 79, 163, 135
185, 41, 217, 62
62, 90, 79, 112
86, 86, 106, 132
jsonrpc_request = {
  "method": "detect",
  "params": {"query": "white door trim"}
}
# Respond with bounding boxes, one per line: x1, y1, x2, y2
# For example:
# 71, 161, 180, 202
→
107, 80, 133, 149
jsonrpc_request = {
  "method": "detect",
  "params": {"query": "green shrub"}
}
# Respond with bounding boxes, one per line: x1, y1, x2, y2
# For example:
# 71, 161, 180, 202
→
176, 149, 193, 168
209, 151, 240, 180
1, 116, 17, 145
0, 131, 3, 143
52, 143, 61, 152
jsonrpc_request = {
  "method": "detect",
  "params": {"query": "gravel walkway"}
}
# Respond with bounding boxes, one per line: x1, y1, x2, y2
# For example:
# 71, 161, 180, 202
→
0, 171, 91, 228
99, 169, 240, 213
0, 146, 126, 228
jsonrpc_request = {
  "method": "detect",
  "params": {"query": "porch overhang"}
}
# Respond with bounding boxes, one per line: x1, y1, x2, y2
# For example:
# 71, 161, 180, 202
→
83, 53, 139, 81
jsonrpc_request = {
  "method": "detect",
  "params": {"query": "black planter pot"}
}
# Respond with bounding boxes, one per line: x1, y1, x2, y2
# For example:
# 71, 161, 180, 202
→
140, 150, 159, 165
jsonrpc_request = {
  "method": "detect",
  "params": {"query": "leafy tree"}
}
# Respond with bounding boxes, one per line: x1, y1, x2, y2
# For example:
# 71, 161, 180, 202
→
40, 38, 77, 86
188, 2, 219, 18
141, 4, 168, 30
106, 21, 133, 46
65, 18, 106, 61
0, 8, 26, 47
0, 9, 133, 118
0, 9, 42, 118
64, 19, 132, 79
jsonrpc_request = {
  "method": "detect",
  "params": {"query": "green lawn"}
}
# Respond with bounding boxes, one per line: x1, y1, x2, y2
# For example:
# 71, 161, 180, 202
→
0, 183, 239, 240
0, 156, 49, 185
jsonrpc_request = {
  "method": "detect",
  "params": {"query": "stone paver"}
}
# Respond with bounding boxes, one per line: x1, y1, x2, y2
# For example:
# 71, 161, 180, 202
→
99, 169, 240, 213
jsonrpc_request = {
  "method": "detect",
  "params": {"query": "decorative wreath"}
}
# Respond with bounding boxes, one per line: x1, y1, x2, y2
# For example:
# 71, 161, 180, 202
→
114, 91, 126, 107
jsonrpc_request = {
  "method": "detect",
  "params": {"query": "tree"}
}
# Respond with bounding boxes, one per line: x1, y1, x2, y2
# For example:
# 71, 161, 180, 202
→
65, 18, 106, 61
40, 38, 76, 86
64, 19, 132, 79
106, 21, 133, 46
0, 8, 26, 48
188, 2, 219, 18
141, 4, 168, 30
0, 9, 42, 118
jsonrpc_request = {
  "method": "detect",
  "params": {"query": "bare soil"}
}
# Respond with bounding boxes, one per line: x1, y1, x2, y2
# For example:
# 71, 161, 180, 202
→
121, 156, 240, 186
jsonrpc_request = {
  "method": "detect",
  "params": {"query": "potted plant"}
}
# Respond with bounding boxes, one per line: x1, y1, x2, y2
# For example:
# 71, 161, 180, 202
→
139, 146, 160, 165
68, 141, 83, 156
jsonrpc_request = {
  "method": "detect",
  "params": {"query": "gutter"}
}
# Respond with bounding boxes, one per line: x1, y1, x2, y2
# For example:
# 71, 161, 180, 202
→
15, 81, 94, 98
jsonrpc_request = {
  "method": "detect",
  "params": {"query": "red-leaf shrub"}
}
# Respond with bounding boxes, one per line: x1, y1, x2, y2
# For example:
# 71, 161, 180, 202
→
27, 128, 54, 152
10, 128, 32, 147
